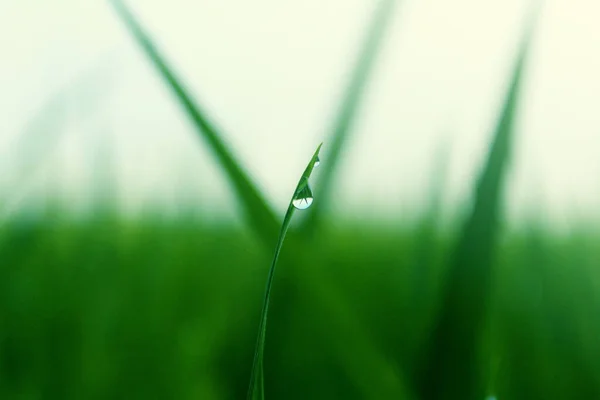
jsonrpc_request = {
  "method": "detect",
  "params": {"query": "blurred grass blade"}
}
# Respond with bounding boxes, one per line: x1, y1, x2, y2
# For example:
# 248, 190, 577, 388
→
415, 11, 540, 400
405, 138, 451, 363
410, 136, 451, 299
247, 144, 322, 400
0, 58, 116, 219
109, 0, 279, 245
302, 0, 397, 231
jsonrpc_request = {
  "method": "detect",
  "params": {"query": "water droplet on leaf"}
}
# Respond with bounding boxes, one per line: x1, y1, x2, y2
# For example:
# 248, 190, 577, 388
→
292, 181, 313, 210
314, 156, 320, 167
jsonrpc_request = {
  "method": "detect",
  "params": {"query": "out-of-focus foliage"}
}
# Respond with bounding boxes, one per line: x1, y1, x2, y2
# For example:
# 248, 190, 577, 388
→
1, 214, 600, 399
2, 1, 599, 399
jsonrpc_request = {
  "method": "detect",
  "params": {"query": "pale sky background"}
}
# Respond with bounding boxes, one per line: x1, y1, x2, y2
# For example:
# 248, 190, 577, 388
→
0, 0, 599, 226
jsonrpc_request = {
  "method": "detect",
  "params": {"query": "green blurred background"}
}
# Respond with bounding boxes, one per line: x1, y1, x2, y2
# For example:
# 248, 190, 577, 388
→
1, 1, 600, 399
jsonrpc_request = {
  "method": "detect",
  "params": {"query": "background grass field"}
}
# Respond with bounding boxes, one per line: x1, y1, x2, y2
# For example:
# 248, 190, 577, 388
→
1, 1, 599, 399
2, 212, 600, 399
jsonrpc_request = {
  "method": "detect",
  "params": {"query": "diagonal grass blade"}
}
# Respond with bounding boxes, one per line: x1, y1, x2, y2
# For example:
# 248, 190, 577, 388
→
0, 57, 116, 219
109, 0, 279, 246
415, 9, 541, 400
302, 0, 397, 232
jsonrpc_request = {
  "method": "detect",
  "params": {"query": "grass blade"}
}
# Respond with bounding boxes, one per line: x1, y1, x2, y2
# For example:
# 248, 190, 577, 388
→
410, 136, 451, 300
415, 11, 540, 400
401, 139, 451, 367
302, 0, 397, 231
247, 143, 322, 400
0, 58, 115, 219
109, 0, 279, 246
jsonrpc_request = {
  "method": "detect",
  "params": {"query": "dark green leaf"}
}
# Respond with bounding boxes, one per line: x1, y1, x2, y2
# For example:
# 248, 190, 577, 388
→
109, 0, 279, 246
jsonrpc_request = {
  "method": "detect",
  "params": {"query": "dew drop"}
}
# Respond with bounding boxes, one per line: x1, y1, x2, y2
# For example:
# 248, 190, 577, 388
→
292, 181, 314, 210
292, 197, 313, 210
314, 156, 320, 167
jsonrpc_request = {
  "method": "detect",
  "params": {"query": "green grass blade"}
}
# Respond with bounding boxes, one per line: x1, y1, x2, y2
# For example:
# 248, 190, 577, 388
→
415, 12, 540, 400
403, 138, 451, 366
302, 0, 397, 231
109, 0, 279, 246
410, 137, 451, 296
247, 143, 322, 400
